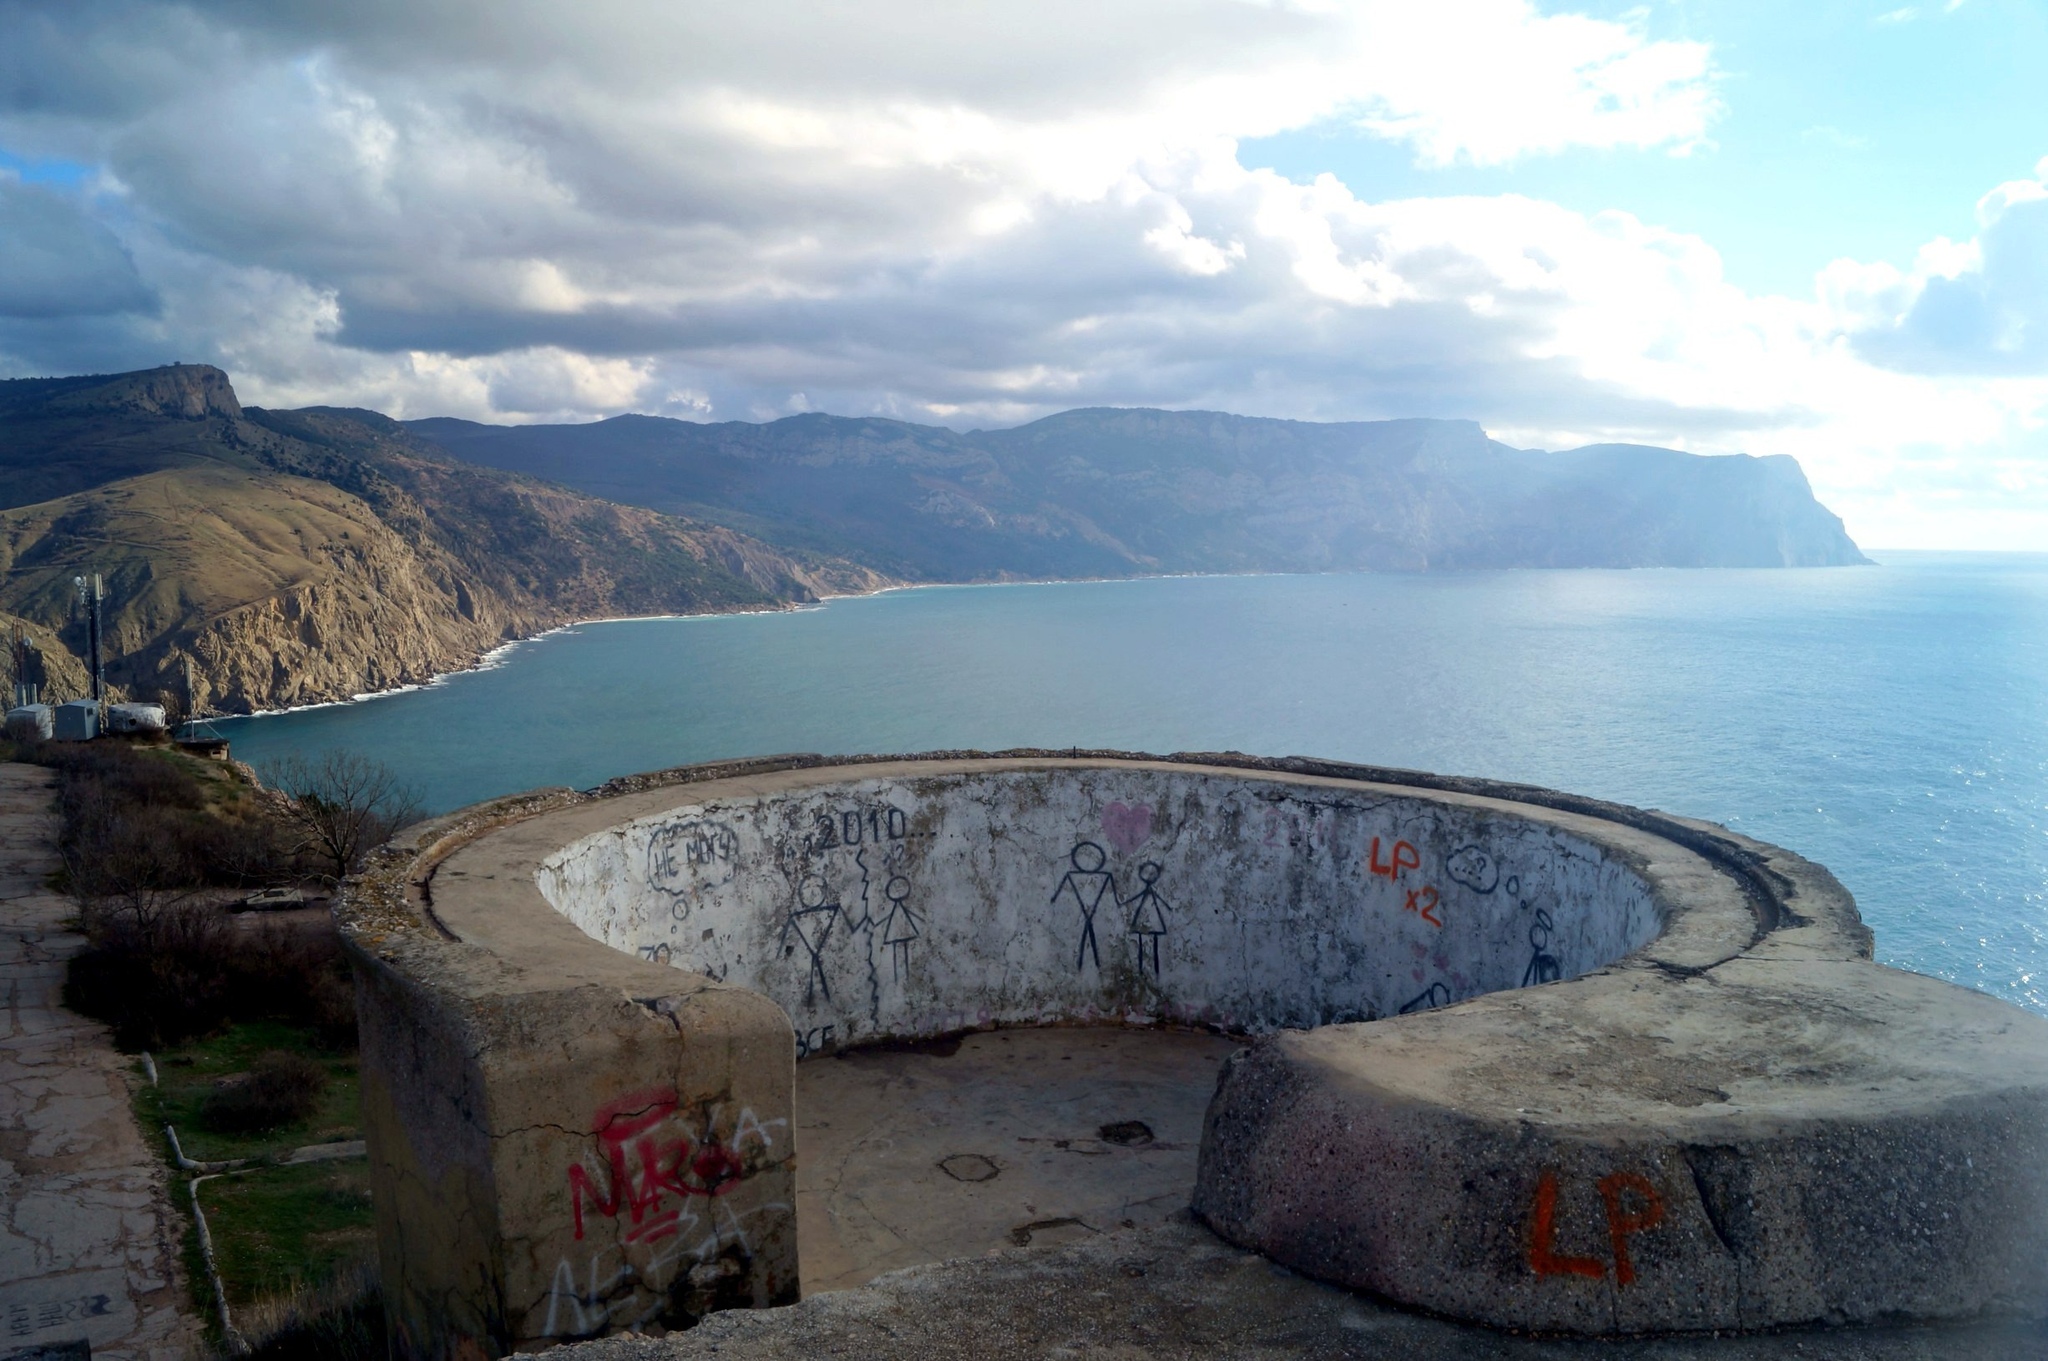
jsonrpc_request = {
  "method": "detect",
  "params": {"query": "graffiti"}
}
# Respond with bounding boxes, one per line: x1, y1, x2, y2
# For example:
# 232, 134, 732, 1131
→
542, 1197, 787, 1338
1527, 1169, 1667, 1287
1446, 845, 1500, 893
1402, 885, 1443, 928
1597, 1172, 1666, 1286
564, 1089, 785, 1246
1400, 981, 1452, 1014
1121, 861, 1173, 976
1051, 841, 1117, 972
810, 805, 910, 850
637, 943, 673, 966
879, 874, 921, 979
6, 1294, 113, 1339
795, 1024, 836, 1058
648, 820, 739, 895
1368, 837, 1421, 882
781, 876, 840, 1004
1101, 801, 1154, 854
1523, 908, 1562, 987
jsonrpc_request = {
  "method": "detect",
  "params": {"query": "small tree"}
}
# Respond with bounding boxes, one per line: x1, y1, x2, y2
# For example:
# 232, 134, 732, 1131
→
264, 751, 422, 883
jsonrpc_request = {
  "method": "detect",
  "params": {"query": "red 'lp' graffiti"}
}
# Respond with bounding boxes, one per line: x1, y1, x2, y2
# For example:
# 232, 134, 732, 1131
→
566, 1089, 751, 1245
1527, 1169, 1667, 1286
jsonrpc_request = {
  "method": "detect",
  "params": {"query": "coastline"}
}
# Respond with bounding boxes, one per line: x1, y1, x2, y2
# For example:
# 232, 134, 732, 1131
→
211, 553, 1931, 722
219, 574, 1169, 720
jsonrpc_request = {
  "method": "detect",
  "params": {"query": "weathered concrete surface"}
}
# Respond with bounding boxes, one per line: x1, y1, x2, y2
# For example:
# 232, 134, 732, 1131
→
344, 790, 799, 1361
0, 764, 194, 1360
795, 1027, 1236, 1293
341, 750, 2048, 1352
556, 1215, 2048, 1361
536, 764, 1671, 1040
1193, 821, 2048, 1335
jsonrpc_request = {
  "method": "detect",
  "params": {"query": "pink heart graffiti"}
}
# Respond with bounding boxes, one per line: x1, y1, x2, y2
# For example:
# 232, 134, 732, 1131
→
1101, 801, 1154, 855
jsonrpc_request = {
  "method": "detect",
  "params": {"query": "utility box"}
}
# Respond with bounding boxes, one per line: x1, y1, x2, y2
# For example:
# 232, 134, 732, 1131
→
5, 704, 53, 742
53, 699, 100, 742
107, 702, 168, 734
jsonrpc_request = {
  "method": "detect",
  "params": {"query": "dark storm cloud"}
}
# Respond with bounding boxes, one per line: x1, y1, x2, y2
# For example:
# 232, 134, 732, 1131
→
0, 178, 156, 318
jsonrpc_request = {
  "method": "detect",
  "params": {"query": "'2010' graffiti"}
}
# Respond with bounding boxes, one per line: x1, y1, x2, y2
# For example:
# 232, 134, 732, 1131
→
566, 1089, 785, 1245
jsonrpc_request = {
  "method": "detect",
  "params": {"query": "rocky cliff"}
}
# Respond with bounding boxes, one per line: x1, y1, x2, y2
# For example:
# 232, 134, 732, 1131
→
0, 367, 891, 713
413, 407, 1871, 579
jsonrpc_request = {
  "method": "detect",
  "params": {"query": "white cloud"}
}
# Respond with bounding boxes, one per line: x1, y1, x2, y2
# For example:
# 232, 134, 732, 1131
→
1829, 160, 2048, 375
0, 0, 2042, 547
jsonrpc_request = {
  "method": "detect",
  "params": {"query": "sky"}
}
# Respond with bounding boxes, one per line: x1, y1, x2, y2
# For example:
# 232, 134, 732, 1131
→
2, 2, 2046, 549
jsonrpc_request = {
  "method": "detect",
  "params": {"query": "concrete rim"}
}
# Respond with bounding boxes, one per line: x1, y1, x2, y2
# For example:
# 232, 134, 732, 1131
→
336, 750, 2048, 1345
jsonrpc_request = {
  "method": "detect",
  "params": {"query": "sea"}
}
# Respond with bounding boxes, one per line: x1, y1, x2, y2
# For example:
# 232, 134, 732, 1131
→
214, 551, 2048, 1017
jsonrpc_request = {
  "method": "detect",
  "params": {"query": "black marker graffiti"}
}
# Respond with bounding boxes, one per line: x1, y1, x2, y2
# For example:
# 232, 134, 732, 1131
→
811, 805, 912, 851
1445, 845, 1500, 894
649, 820, 739, 888
1051, 842, 1117, 972
1522, 908, 1562, 987
1400, 981, 1453, 1014
1121, 861, 1172, 977
879, 874, 920, 979
783, 875, 841, 1004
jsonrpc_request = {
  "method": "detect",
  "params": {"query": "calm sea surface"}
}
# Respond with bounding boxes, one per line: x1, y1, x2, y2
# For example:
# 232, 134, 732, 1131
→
217, 552, 2048, 1015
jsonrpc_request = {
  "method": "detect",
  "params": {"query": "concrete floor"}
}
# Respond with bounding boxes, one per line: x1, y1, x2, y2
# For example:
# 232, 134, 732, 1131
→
0, 764, 194, 1361
793, 1026, 1238, 1294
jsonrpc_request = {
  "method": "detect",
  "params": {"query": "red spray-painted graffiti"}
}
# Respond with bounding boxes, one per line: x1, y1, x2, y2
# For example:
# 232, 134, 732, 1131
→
1527, 1169, 1667, 1287
1368, 837, 1421, 882
566, 1089, 783, 1245
1402, 885, 1443, 928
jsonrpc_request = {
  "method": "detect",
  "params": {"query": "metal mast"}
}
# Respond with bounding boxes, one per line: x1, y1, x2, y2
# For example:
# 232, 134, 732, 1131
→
74, 573, 104, 703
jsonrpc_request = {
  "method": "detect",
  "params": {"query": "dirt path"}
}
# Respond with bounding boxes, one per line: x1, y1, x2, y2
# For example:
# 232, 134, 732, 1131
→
0, 763, 195, 1359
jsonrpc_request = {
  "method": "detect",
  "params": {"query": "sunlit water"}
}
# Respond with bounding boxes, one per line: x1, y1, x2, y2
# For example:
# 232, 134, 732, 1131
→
217, 552, 2048, 1015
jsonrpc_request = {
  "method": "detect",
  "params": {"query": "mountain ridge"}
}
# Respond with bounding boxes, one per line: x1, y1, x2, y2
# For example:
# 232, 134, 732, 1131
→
0, 365, 1867, 716
0, 366, 890, 713
408, 405, 1869, 579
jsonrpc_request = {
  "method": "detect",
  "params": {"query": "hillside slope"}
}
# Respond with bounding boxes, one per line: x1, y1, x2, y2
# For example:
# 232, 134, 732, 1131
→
412, 407, 1870, 578
0, 367, 890, 712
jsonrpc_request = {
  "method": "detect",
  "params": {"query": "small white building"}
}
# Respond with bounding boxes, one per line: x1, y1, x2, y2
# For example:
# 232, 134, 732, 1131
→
5, 704, 53, 742
106, 702, 168, 734
52, 699, 100, 742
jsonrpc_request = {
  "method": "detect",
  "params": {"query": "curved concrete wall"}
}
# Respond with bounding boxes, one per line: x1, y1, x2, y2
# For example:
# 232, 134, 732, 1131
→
340, 752, 2048, 1358
533, 767, 1663, 1046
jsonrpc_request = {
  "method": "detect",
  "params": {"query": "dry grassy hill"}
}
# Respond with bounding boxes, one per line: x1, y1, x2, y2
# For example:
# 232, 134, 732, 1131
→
0, 366, 889, 712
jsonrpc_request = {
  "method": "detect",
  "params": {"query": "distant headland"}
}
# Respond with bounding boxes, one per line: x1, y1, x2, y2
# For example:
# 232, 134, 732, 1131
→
0, 365, 1866, 714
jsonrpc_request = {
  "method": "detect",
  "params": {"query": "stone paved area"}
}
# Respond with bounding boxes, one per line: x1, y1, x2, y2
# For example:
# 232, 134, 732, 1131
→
0, 764, 194, 1360
795, 1027, 1238, 1294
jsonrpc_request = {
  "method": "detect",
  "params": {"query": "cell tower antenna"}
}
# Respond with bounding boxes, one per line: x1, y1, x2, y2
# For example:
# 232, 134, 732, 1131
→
73, 573, 104, 704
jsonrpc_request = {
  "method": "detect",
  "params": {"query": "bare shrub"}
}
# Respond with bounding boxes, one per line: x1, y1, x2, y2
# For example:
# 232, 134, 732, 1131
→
41, 741, 298, 914
64, 902, 238, 1049
200, 1050, 330, 1133
44, 741, 360, 1050
263, 751, 421, 883
237, 921, 360, 1049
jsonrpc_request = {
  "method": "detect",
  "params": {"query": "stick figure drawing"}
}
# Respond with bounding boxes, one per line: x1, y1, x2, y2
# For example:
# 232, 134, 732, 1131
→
879, 873, 920, 979
783, 875, 840, 1004
1051, 841, 1117, 972
1121, 861, 1172, 976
